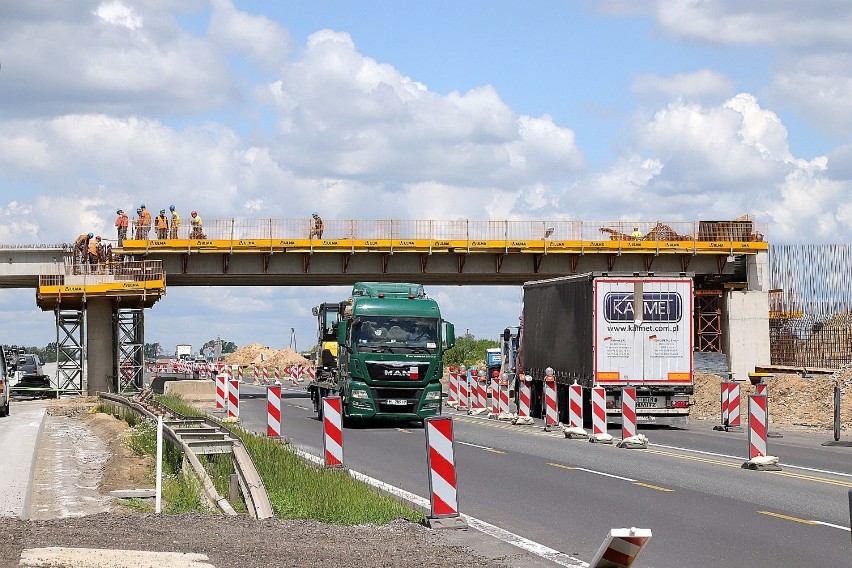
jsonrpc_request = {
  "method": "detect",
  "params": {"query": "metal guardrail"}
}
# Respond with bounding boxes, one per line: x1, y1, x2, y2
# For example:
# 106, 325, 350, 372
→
125, 217, 768, 244
38, 260, 164, 287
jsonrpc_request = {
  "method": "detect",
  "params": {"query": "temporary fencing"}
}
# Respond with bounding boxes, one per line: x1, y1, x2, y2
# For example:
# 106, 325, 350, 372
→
267, 386, 281, 437
424, 416, 466, 528
227, 379, 239, 420
215, 374, 226, 411
622, 387, 637, 439
590, 527, 652, 568
322, 396, 344, 467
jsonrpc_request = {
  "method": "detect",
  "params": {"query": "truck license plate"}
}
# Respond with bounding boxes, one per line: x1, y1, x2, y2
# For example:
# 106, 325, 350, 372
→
636, 396, 657, 409
386, 399, 407, 405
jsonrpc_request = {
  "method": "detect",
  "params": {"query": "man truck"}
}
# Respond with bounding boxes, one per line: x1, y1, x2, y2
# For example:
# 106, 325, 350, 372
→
520, 273, 693, 426
308, 282, 455, 425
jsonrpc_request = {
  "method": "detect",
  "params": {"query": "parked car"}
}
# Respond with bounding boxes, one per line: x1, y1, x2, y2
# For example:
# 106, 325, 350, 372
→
0, 347, 10, 416
15, 353, 51, 391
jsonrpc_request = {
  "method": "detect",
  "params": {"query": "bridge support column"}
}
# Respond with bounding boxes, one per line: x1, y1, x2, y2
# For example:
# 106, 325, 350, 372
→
85, 298, 114, 395
55, 308, 84, 394
723, 291, 770, 382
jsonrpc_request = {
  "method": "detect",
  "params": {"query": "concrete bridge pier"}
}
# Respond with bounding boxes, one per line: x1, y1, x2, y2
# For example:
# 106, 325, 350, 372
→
84, 298, 115, 395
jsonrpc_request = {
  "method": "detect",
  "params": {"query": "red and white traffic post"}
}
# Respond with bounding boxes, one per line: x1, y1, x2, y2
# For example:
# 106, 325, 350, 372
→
274, 367, 280, 384
728, 382, 741, 427
424, 416, 467, 529
543, 367, 558, 431
490, 370, 500, 416
322, 396, 344, 467
516, 374, 532, 421
742, 394, 781, 471
215, 373, 226, 412
237, 366, 243, 382
262, 366, 269, 384
498, 374, 510, 416
590, 386, 613, 443
563, 381, 587, 439
621, 387, 637, 439
227, 378, 240, 420
456, 366, 469, 411
447, 366, 458, 407
267, 386, 281, 437
590, 527, 652, 568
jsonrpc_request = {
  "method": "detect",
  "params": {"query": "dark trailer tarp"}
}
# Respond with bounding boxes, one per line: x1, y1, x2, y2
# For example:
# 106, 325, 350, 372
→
522, 274, 595, 386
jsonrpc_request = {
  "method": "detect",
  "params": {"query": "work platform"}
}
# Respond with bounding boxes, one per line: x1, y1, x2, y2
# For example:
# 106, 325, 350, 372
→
36, 260, 166, 310
118, 217, 767, 256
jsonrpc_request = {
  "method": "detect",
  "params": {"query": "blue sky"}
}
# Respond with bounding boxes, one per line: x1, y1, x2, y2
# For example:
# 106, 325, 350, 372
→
1, 1, 851, 352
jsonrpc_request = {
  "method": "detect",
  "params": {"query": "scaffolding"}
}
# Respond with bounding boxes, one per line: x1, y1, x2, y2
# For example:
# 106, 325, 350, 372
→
55, 308, 84, 394
694, 291, 722, 352
115, 308, 144, 393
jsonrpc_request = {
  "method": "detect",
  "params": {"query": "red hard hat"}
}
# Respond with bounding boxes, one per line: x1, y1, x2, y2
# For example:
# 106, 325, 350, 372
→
191, 210, 197, 215
491, 370, 499, 377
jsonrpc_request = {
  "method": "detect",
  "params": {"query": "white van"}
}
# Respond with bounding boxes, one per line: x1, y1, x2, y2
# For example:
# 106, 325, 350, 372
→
0, 346, 10, 417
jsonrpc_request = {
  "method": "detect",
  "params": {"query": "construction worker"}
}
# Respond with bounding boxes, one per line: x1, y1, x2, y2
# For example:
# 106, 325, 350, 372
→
631, 226, 643, 239
87, 235, 102, 270
74, 233, 93, 270
140, 204, 152, 239
310, 212, 324, 239
169, 205, 180, 239
190, 210, 204, 239
114, 209, 128, 246
134, 208, 144, 239
156, 209, 168, 239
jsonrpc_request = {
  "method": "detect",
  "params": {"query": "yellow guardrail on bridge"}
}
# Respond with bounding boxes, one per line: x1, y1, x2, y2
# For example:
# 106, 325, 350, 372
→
37, 260, 166, 309
118, 217, 768, 255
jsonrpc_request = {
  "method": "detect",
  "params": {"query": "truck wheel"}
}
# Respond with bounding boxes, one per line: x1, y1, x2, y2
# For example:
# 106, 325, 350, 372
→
315, 389, 324, 420
0, 403, 8, 417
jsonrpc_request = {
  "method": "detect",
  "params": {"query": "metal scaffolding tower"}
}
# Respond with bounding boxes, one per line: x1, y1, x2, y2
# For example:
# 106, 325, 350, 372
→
55, 309, 84, 394
115, 308, 144, 393
694, 292, 722, 352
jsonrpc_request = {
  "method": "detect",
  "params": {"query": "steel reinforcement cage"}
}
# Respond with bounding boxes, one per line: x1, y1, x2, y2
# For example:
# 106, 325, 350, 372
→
769, 244, 852, 369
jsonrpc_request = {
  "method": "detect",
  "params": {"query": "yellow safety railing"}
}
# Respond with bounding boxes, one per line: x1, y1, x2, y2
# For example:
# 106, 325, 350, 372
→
38, 260, 165, 288
124, 217, 767, 244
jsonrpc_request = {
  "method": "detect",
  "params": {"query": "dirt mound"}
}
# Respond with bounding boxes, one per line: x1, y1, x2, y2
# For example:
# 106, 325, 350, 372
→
224, 343, 311, 368
692, 369, 852, 430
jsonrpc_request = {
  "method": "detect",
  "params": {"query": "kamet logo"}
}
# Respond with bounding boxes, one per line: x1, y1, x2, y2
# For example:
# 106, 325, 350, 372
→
603, 292, 682, 323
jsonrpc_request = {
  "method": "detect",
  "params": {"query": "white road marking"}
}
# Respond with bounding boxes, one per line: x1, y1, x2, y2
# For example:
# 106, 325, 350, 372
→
457, 441, 493, 450
813, 521, 852, 532
291, 446, 588, 567
650, 442, 852, 478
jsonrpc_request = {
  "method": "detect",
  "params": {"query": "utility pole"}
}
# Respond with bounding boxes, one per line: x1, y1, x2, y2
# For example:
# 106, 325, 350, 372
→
289, 327, 297, 351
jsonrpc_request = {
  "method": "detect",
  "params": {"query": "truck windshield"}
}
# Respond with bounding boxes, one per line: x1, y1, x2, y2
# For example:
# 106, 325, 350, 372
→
353, 316, 439, 353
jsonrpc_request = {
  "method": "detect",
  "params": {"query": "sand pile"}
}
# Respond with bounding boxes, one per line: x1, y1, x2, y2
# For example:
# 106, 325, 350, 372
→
692, 369, 852, 430
224, 343, 311, 368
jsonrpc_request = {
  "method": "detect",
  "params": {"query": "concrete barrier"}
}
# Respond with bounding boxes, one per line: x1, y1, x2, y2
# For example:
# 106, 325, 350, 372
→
163, 380, 214, 402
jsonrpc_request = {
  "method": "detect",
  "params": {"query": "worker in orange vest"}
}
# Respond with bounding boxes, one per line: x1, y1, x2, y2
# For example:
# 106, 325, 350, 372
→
114, 209, 129, 246
140, 204, 152, 239
87, 235, 102, 270
156, 209, 168, 239
74, 233, 93, 269
310, 212, 324, 239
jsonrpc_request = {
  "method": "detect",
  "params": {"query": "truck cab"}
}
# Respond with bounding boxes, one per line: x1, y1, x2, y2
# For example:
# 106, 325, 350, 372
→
312, 282, 455, 425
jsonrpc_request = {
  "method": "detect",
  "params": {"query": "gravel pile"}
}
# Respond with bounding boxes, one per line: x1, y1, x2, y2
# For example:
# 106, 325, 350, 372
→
1, 513, 509, 568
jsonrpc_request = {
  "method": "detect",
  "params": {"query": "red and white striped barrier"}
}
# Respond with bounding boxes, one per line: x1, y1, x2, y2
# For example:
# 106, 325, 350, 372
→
456, 367, 469, 411
227, 379, 240, 420
322, 396, 344, 467
590, 386, 613, 443
477, 374, 488, 412
543, 369, 558, 431
590, 527, 652, 568
306, 366, 316, 381
274, 367, 280, 383
742, 393, 781, 470
424, 416, 467, 529
621, 387, 637, 439
215, 374, 226, 411
447, 367, 458, 406
498, 376, 510, 415
490, 372, 500, 416
728, 382, 741, 426
267, 386, 281, 437
262, 367, 269, 384
252, 365, 259, 383
568, 382, 583, 428
237, 366, 244, 382
226, 366, 233, 381
518, 375, 531, 418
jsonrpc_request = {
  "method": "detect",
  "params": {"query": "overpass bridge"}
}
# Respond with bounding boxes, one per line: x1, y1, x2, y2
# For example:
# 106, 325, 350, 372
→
0, 217, 770, 395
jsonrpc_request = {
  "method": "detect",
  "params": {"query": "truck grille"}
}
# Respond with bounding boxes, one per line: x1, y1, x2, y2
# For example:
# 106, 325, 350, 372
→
371, 387, 421, 414
365, 361, 430, 382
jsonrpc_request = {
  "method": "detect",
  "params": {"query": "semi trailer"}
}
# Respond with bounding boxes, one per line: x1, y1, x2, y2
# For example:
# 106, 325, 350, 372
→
520, 273, 694, 426
308, 282, 455, 425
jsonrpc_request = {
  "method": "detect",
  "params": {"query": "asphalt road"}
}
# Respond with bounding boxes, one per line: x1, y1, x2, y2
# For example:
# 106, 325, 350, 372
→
234, 384, 851, 567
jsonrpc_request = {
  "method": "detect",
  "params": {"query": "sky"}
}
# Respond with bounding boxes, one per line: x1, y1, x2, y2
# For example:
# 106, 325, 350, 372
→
1, 1, 851, 354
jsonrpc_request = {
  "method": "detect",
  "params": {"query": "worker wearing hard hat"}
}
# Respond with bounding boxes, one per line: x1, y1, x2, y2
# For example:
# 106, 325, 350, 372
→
169, 205, 180, 239
309, 212, 324, 239
114, 209, 128, 246
87, 235, 102, 269
631, 226, 643, 239
74, 233, 93, 270
139, 204, 152, 240
156, 209, 169, 239
190, 210, 204, 239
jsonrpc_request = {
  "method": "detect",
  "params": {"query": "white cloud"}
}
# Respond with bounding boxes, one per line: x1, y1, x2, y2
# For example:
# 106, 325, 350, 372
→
95, 1, 143, 30
208, 0, 290, 71
631, 69, 734, 104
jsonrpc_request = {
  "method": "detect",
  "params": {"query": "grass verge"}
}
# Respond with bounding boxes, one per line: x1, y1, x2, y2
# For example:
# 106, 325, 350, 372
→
155, 394, 425, 525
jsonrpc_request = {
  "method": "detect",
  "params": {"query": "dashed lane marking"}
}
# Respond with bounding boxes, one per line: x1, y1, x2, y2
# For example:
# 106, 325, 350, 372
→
759, 511, 817, 525
632, 482, 674, 492
396, 428, 413, 434
548, 462, 636, 482
458, 441, 506, 454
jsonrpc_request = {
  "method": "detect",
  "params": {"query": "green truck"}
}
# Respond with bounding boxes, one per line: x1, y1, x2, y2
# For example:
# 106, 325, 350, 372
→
308, 282, 455, 425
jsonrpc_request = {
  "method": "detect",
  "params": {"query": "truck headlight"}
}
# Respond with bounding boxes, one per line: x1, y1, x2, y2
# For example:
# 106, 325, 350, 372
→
351, 389, 369, 399
424, 390, 442, 400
